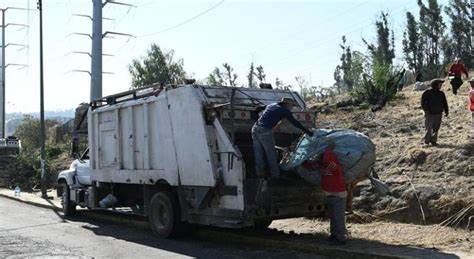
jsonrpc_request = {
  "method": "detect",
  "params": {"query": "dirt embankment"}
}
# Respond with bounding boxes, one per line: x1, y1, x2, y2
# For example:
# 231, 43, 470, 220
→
314, 81, 473, 229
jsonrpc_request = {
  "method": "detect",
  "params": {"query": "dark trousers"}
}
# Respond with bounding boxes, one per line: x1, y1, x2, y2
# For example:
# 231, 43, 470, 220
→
424, 113, 442, 144
326, 195, 346, 242
450, 76, 463, 95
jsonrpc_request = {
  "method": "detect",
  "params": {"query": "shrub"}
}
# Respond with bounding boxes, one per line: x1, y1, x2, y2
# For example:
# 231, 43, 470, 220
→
351, 61, 402, 107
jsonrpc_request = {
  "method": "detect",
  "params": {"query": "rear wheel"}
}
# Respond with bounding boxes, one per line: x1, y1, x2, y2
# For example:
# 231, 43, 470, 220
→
61, 183, 76, 216
149, 191, 184, 238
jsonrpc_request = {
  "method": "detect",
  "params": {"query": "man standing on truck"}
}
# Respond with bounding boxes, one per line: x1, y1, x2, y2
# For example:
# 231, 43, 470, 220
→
252, 97, 313, 179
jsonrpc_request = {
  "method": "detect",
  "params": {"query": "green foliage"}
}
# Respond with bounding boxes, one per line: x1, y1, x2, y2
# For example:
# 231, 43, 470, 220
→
208, 67, 225, 86
129, 43, 186, 88
7, 117, 67, 190
363, 12, 395, 66
294, 76, 318, 102
255, 65, 266, 84
339, 36, 354, 91
275, 78, 291, 90
417, 0, 446, 78
14, 116, 59, 154
223, 63, 238, 86
351, 62, 401, 106
443, 0, 471, 67
403, 12, 424, 73
247, 62, 257, 88
207, 63, 238, 86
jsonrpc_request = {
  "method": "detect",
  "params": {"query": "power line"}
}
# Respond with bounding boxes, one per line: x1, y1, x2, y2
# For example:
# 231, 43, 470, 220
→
269, 0, 417, 72
237, 0, 373, 57
140, 0, 225, 37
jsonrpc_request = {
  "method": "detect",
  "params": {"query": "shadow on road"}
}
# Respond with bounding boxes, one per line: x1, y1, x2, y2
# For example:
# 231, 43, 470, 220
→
63, 210, 460, 259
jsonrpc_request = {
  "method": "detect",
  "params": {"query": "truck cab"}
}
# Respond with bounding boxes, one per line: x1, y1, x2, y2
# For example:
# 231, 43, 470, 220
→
57, 84, 325, 238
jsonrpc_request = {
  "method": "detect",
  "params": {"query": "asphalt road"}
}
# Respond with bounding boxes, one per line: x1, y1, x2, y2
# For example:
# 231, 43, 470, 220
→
0, 197, 321, 258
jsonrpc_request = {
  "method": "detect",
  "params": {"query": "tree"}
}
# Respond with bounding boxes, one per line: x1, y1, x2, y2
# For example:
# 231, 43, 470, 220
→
14, 116, 59, 154
443, 0, 471, 67
129, 43, 186, 88
247, 62, 257, 88
275, 78, 284, 89
11, 116, 65, 190
207, 67, 225, 86
339, 36, 354, 91
417, 0, 446, 78
333, 65, 345, 94
363, 12, 395, 66
295, 76, 316, 102
223, 63, 238, 86
275, 78, 291, 90
403, 12, 423, 73
255, 65, 266, 84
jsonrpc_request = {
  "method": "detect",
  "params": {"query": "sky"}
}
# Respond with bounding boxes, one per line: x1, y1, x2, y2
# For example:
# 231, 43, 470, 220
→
2, 0, 450, 113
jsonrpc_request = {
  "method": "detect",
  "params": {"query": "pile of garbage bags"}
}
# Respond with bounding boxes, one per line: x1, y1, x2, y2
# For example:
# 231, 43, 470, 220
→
280, 129, 376, 185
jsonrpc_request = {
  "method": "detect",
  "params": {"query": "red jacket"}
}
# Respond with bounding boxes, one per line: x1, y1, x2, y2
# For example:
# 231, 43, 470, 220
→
303, 149, 346, 193
449, 63, 469, 78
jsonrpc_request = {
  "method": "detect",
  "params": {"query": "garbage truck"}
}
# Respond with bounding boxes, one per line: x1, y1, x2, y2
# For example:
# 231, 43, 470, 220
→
57, 83, 325, 238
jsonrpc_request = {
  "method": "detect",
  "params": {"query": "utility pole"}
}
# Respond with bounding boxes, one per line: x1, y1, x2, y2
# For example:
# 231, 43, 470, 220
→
37, 0, 47, 199
90, 0, 133, 102
0, 8, 28, 139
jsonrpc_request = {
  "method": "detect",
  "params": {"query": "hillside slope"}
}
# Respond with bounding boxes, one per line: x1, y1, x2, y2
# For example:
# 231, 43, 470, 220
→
315, 81, 473, 228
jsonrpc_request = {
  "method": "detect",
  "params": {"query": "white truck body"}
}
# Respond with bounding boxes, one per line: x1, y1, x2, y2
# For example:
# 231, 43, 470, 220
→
58, 84, 324, 236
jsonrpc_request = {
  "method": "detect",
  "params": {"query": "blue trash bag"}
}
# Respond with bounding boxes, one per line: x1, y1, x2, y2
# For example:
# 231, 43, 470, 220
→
280, 128, 376, 185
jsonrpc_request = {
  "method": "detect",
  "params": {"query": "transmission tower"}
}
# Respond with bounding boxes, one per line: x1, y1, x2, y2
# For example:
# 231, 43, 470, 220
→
0, 7, 30, 139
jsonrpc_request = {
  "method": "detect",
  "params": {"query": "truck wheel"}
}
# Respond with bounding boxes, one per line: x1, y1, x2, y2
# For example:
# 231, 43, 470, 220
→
254, 219, 273, 229
149, 191, 183, 238
61, 183, 76, 216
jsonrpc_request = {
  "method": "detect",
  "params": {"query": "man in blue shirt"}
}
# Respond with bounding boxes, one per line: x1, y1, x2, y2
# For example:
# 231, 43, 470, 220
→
252, 98, 313, 179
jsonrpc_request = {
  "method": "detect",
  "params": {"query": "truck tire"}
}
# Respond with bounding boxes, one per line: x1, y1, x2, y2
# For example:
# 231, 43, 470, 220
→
149, 191, 183, 238
61, 183, 76, 216
254, 219, 273, 229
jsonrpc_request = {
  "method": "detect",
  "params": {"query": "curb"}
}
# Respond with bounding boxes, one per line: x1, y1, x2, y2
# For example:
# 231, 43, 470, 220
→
0, 193, 62, 212
0, 193, 409, 258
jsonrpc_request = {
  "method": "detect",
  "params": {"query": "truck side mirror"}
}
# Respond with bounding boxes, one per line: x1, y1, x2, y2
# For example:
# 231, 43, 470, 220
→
71, 137, 80, 158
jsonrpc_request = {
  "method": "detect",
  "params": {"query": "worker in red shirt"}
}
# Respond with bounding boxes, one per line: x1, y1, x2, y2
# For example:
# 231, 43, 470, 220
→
448, 58, 469, 95
303, 142, 347, 245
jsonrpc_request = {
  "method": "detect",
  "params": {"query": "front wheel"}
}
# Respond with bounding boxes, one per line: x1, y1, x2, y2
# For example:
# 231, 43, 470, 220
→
61, 183, 76, 216
148, 191, 184, 238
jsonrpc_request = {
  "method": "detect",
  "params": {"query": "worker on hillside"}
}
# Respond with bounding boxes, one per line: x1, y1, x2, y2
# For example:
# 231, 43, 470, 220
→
252, 98, 313, 179
469, 78, 474, 137
421, 79, 449, 146
448, 58, 469, 95
303, 142, 347, 245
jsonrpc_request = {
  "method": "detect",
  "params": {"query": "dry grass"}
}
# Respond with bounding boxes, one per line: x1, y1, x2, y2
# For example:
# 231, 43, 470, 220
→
271, 217, 473, 254
311, 81, 473, 227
